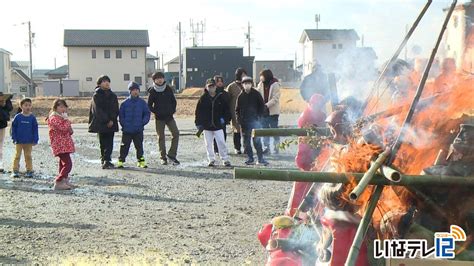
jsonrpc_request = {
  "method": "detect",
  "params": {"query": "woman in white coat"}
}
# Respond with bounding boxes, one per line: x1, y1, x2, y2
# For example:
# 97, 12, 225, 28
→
257, 69, 281, 154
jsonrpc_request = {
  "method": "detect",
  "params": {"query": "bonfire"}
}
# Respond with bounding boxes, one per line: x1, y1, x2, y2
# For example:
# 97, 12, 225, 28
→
234, 1, 474, 265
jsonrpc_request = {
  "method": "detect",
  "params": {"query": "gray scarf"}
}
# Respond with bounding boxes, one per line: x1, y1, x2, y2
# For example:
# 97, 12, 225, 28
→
153, 82, 166, 93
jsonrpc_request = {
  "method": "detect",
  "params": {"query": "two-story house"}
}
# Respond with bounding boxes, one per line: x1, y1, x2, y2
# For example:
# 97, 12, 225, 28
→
299, 29, 359, 76
64, 29, 149, 95
0, 48, 13, 93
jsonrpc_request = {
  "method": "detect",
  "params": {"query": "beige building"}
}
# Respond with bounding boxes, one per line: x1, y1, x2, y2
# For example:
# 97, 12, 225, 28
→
299, 29, 359, 76
64, 29, 150, 95
442, 1, 474, 72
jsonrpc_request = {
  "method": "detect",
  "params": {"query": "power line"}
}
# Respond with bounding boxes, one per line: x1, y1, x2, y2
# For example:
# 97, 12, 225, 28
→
190, 19, 206, 47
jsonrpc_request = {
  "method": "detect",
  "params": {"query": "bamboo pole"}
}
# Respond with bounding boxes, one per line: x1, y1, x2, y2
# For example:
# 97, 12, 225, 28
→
349, 148, 391, 200
233, 168, 474, 186
252, 127, 330, 137
345, 185, 384, 266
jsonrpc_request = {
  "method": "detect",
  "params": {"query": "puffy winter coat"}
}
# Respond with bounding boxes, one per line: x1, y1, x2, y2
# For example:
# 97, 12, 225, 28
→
88, 87, 119, 133
48, 113, 75, 156
195, 90, 231, 131
119, 96, 151, 134
0, 98, 13, 129
235, 88, 265, 130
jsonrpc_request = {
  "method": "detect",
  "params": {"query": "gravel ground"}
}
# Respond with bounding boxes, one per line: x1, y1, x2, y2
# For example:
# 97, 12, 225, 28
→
0, 114, 300, 264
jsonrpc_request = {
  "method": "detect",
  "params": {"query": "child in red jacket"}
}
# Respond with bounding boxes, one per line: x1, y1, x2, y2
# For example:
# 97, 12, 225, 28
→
48, 99, 75, 190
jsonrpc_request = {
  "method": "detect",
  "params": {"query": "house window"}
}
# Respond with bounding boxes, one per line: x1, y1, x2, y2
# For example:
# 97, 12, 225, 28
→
20, 86, 27, 92
332, 44, 337, 49
338, 44, 343, 49
124, 74, 130, 81
104, 50, 111, 59
92, 50, 96, 59
131, 50, 137, 59
134, 76, 142, 84
116, 50, 122, 59
86, 77, 93, 81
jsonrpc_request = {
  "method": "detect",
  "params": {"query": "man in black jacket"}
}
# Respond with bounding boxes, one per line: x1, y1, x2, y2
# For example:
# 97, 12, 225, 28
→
88, 75, 119, 169
235, 76, 268, 166
0, 93, 13, 172
147, 72, 180, 165
195, 78, 231, 167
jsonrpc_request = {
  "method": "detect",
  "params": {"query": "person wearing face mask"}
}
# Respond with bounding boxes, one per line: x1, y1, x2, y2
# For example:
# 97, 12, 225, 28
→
225, 68, 247, 155
235, 76, 269, 166
257, 69, 281, 154
195, 78, 232, 167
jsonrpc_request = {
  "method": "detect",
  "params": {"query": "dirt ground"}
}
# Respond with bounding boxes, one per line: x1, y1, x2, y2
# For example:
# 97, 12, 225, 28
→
0, 114, 301, 265
24, 88, 306, 125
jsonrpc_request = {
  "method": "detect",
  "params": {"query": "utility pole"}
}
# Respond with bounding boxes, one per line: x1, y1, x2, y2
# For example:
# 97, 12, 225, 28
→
22, 21, 35, 97
245, 21, 251, 56
178, 22, 182, 92
315, 14, 320, 29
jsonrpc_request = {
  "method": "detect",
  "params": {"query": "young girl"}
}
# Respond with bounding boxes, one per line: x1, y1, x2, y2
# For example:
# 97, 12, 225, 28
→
11, 98, 39, 178
48, 99, 75, 190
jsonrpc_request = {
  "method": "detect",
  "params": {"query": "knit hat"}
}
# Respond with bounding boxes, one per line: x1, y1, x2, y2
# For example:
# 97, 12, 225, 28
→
128, 81, 140, 91
241, 76, 253, 84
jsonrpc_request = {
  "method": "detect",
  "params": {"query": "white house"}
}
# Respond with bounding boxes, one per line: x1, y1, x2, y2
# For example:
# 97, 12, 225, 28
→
64, 29, 150, 95
11, 68, 30, 96
299, 29, 359, 76
11, 61, 31, 77
0, 48, 12, 93
442, 1, 474, 72
164, 56, 180, 73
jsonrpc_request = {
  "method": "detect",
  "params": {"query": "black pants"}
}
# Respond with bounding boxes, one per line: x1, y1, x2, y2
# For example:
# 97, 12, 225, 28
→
242, 127, 263, 161
262, 115, 280, 149
233, 132, 242, 151
119, 132, 144, 162
213, 128, 227, 153
98, 132, 114, 163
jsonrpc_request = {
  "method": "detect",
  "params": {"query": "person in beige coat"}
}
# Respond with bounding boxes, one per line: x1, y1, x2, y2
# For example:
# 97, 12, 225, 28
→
225, 67, 248, 154
256, 69, 281, 154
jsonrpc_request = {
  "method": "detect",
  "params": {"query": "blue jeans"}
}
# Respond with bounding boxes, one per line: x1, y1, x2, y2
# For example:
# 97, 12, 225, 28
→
241, 121, 263, 161
262, 115, 280, 149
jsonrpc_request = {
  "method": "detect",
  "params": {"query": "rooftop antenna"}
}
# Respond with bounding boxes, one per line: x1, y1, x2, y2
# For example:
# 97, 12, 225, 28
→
315, 14, 320, 29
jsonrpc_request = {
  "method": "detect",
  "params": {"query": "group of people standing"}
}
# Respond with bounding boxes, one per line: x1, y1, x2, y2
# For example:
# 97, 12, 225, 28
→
196, 67, 281, 166
0, 67, 281, 190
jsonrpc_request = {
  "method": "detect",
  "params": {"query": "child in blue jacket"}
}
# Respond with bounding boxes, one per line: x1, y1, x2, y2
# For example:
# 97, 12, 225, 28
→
117, 82, 151, 168
11, 98, 39, 178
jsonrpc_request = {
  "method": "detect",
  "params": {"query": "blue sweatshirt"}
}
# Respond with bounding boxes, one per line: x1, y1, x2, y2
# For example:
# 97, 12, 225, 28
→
11, 113, 39, 144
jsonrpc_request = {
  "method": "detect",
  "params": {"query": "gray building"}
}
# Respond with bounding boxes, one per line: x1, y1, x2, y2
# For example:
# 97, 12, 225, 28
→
183, 46, 254, 88
253, 60, 298, 83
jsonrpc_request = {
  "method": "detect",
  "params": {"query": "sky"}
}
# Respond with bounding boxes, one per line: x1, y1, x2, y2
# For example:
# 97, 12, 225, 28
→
0, 0, 466, 70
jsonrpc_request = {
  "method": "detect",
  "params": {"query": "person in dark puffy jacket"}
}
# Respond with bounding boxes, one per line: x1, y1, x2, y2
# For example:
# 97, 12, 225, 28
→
117, 82, 151, 169
0, 93, 13, 173
88, 75, 119, 169
235, 76, 268, 166
195, 78, 231, 167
